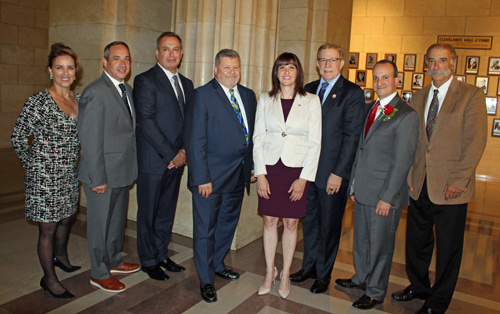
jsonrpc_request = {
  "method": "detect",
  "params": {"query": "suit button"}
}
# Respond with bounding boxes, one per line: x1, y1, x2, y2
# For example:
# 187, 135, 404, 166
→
281, 132, 286, 137
427, 149, 431, 152
360, 148, 364, 151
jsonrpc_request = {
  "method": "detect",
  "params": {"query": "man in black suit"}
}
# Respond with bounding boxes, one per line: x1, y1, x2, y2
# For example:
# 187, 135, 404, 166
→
290, 43, 365, 293
184, 49, 257, 303
133, 32, 194, 281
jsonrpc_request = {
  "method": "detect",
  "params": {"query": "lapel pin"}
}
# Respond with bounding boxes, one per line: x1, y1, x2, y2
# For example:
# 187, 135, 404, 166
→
332, 94, 337, 99
298, 104, 301, 106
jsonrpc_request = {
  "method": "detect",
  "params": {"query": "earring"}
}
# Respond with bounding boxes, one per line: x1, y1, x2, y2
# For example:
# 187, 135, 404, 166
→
74, 77, 77, 80
50, 75, 53, 79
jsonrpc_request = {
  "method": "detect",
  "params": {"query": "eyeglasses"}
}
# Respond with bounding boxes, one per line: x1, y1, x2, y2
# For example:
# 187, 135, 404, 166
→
318, 58, 342, 65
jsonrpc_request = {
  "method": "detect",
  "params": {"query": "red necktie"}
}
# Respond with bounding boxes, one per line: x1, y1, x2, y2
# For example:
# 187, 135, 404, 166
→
365, 100, 380, 138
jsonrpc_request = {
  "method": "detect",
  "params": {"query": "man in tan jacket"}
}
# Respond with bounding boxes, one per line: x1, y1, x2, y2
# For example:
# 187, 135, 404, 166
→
391, 43, 487, 314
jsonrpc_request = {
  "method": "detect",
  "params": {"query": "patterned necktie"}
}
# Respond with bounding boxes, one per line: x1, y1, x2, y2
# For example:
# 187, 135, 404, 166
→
118, 83, 132, 117
364, 100, 380, 138
229, 89, 249, 145
172, 75, 185, 118
426, 90, 439, 140
317, 82, 329, 105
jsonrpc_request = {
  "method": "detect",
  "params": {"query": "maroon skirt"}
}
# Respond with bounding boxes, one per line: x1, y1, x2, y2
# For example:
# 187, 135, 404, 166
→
258, 159, 310, 219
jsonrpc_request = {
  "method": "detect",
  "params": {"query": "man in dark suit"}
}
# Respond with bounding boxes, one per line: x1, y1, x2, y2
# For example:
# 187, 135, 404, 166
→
392, 44, 487, 314
133, 32, 193, 281
336, 60, 419, 310
183, 49, 257, 303
78, 41, 140, 292
290, 43, 365, 294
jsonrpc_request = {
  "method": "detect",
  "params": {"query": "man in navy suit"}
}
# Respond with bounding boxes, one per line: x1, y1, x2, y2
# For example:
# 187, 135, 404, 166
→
133, 32, 194, 281
290, 43, 365, 294
184, 49, 257, 303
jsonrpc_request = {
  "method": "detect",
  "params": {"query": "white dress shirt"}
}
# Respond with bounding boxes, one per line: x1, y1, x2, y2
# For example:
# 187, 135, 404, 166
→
217, 80, 249, 131
104, 70, 133, 114
424, 76, 453, 126
157, 63, 185, 99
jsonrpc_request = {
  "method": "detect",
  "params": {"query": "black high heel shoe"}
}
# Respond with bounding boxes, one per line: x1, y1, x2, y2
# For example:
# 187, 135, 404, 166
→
40, 277, 75, 299
54, 257, 81, 273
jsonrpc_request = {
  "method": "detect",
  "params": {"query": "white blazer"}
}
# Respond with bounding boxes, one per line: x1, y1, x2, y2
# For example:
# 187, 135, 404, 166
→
253, 92, 322, 181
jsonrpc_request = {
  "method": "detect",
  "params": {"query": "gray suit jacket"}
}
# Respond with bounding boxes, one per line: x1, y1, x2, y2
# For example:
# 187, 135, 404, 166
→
349, 94, 419, 208
78, 72, 137, 188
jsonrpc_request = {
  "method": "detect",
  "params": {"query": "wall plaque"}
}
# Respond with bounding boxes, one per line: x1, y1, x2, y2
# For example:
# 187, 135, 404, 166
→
437, 36, 493, 50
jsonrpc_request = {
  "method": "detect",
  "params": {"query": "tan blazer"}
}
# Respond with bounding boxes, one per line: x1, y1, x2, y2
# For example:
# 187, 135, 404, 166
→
253, 92, 322, 181
408, 78, 487, 205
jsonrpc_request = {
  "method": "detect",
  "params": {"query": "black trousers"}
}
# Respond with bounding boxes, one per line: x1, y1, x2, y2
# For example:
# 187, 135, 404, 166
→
301, 182, 348, 279
406, 179, 467, 312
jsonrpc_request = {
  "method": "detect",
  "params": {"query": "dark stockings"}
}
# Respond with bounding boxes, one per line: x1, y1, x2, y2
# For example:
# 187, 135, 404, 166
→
38, 215, 74, 294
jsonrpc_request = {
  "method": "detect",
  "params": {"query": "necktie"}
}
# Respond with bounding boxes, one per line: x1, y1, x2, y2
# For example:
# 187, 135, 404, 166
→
118, 83, 132, 117
364, 100, 380, 138
172, 75, 185, 118
229, 89, 249, 145
317, 82, 329, 105
426, 90, 439, 140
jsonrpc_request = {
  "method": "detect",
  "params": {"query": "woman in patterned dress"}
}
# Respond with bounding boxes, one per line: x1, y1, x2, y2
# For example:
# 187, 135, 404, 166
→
11, 43, 81, 299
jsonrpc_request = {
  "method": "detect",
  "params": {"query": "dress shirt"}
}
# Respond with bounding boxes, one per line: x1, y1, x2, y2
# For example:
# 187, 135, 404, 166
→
424, 75, 453, 126
374, 91, 398, 120
157, 63, 185, 100
315, 73, 341, 104
104, 70, 133, 114
217, 80, 249, 131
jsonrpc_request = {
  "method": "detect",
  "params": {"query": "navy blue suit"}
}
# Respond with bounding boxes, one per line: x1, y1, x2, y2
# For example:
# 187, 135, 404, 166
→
133, 64, 194, 267
301, 75, 366, 280
183, 78, 256, 286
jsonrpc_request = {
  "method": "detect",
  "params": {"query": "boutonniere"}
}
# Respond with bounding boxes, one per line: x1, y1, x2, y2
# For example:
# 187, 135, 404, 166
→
378, 104, 398, 121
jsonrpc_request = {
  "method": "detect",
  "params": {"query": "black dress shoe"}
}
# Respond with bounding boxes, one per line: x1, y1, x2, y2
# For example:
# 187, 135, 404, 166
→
40, 277, 75, 299
200, 284, 217, 303
310, 278, 330, 294
142, 265, 169, 281
54, 257, 81, 273
290, 269, 317, 282
352, 294, 383, 310
392, 287, 426, 301
335, 278, 363, 289
159, 258, 185, 272
415, 305, 444, 314
215, 269, 240, 280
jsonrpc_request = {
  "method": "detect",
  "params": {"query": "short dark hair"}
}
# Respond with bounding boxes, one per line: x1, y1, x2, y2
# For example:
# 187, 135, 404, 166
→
215, 49, 241, 66
317, 43, 343, 60
269, 52, 307, 99
425, 43, 457, 65
374, 60, 398, 78
156, 32, 182, 50
103, 41, 130, 61
48, 42, 81, 75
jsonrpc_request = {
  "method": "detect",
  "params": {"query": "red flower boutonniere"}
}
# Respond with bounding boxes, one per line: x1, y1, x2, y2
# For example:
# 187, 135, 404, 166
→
378, 105, 398, 121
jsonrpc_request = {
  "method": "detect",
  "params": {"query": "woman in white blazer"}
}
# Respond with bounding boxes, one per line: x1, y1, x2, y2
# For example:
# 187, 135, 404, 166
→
253, 52, 321, 298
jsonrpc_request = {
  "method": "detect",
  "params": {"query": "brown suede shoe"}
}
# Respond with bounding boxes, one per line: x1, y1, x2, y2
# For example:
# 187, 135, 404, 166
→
90, 277, 126, 292
110, 262, 140, 274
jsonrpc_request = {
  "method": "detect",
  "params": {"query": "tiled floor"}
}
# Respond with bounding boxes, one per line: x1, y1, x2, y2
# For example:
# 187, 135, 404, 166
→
1, 148, 499, 314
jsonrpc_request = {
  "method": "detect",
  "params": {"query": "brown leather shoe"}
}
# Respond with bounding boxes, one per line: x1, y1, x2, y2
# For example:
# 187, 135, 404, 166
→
110, 262, 140, 274
90, 277, 126, 292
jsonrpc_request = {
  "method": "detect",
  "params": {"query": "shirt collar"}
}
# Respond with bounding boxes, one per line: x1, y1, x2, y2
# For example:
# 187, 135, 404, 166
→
320, 73, 341, 88
157, 62, 179, 81
376, 91, 398, 108
217, 79, 239, 94
431, 75, 453, 94
104, 70, 123, 87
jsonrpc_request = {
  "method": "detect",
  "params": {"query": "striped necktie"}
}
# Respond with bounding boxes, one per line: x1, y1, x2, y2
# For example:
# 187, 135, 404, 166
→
229, 89, 249, 145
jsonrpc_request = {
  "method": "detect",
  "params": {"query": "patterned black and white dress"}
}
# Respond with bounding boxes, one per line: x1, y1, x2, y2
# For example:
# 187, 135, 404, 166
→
11, 89, 80, 223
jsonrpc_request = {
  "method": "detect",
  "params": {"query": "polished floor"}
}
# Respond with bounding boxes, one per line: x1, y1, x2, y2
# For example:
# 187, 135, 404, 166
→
1, 148, 499, 314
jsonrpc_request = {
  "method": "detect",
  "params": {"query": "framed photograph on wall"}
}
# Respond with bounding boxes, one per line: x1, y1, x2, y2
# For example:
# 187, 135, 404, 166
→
488, 57, 500, 75
486, 97, 498, 115
364, 88, 374, 103
355, 70, 367, 86
456, 75, 466, 83
404, 54, 416, 71
412, 73, 424, 90
423, 54, 428, 72
465, 56, 480, 74
397, 72, 404, 89
385, 54, 397, 64
453, 56, 458, 74
401, 91, 413, 104
498, 78, 500, 96
349, 53, 359, 69
366, 53, 378, 69
492, 118, 500, 137
475, 76, 489, 94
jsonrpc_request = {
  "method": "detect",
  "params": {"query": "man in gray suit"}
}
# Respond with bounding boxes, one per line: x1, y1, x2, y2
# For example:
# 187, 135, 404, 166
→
78, 41, 140, 293
335, 60, 419, 309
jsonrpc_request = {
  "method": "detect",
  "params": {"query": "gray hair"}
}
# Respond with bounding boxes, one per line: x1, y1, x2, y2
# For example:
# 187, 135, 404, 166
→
317, 43, 344, 60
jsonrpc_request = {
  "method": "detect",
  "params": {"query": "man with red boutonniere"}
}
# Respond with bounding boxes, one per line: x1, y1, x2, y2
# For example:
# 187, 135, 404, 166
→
335, 60, 419, 310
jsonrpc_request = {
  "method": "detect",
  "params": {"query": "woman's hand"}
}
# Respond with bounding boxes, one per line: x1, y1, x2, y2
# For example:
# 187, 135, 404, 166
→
288, 178, 307, 201
257, 175, 271, 199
